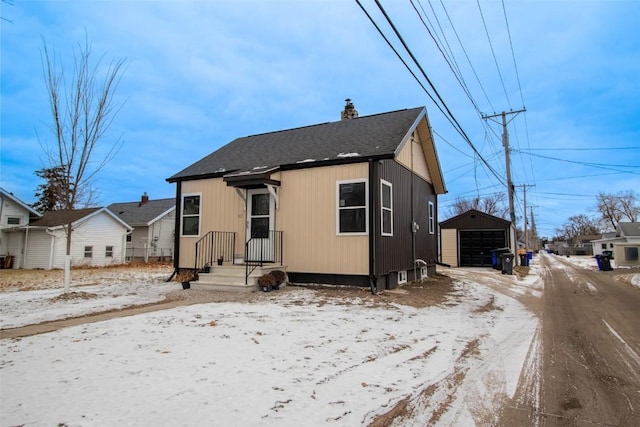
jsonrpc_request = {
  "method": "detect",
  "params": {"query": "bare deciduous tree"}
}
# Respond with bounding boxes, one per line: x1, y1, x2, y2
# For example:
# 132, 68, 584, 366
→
555, 214, 599, 240
595, 191, 639, 231
447, 193, 508, 219
40, 36, 126, 291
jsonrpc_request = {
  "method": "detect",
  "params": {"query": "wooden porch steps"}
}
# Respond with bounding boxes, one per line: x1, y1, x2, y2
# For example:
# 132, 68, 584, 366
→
192, 264, 287, 292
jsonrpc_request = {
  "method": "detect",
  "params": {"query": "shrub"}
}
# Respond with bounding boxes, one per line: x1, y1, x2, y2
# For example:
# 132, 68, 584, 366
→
270, 270, 287, 285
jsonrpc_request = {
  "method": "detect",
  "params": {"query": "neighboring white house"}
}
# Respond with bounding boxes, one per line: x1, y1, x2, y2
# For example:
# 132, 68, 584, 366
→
108, 193, 175, 262
591, 222, 640, 267
0, 188, 42, 269
24, 207, 132, 269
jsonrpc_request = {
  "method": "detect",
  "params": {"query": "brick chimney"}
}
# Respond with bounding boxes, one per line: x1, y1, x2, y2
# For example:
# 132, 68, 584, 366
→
139, 192, 149, 206
341, 98, 359, 120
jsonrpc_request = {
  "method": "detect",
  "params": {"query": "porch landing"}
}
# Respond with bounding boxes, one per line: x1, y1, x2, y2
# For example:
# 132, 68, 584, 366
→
192, 264, 287, 292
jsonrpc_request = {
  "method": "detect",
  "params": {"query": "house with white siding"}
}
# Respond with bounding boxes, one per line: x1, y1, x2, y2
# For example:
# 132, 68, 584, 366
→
24, 208, 132, 269
108, 193, 175, 262
0, 188, 42, 269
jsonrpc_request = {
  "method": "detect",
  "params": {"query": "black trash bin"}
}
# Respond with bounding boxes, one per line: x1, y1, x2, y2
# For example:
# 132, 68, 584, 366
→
501, 253, 514, 275
519, 254, 529, 267
491, 248, 511, 270
600, 255, 612, 271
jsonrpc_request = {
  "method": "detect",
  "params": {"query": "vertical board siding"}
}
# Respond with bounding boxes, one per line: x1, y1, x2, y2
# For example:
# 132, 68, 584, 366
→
179, 178, 246, 268
375, 159, 438, 278
278, 163, 368, 275
441, 229, 459, 267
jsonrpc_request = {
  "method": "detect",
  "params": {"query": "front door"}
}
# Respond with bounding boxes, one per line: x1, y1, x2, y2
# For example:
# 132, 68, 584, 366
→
246, 189, 275, 262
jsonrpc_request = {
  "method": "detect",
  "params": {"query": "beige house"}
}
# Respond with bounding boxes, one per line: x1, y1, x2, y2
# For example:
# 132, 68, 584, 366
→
167, 102, 446, 292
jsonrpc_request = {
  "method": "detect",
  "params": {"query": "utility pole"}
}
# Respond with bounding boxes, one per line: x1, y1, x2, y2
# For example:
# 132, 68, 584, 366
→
482, 109, 526, 260
517, 184, 535, 252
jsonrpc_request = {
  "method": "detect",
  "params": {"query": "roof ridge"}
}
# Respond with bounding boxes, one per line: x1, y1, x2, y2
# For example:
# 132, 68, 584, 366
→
243, 107, 421, 139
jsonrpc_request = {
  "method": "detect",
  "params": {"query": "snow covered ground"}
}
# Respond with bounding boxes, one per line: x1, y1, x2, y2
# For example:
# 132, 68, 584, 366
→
5, 255, 633, 426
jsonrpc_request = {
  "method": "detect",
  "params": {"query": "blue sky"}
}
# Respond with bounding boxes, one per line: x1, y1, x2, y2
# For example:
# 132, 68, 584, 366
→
1, 0, 639, 238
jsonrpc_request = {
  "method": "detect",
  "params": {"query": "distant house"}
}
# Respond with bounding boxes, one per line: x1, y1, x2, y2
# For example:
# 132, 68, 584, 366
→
592, 223, 640, 267
108, 193, 175, 262
0, 188, 42, 269
167, 102, 447, 291
24, 208, 132, 269
439, 209, 512, 267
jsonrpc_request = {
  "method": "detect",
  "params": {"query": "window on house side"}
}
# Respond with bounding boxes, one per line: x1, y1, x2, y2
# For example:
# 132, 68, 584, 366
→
84, 246, 93, 258
601, 243, 607, 249
181, 194, 201, 236
7, 217, 20, 225
381, 180, 393, 236
105, 246, 113, 258
126, 234, 132, 242
337, 180, 367, 235
428, 201, 435, 234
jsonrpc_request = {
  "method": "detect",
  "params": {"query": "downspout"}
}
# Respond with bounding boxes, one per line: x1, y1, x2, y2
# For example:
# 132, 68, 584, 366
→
23, 225, 30, 269
368, 159, 377, 295
45, 228, 56, 270
168, 180, 182, 282
411, 134, 417, 282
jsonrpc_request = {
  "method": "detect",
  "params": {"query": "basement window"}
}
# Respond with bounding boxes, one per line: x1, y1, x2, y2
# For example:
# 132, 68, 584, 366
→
84, 246, 93, 258
105, 246, 113, 258
398, 270, 408, 284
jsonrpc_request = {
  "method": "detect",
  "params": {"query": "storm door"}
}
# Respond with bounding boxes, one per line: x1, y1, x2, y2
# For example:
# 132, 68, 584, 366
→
246, 189, 275, 262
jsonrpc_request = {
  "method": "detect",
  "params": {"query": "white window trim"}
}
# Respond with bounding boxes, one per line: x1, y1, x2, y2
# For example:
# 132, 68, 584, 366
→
105, 245, 114, 258
336, 179, 368, 236
181, 192, 202, 237
398, 270, 408, 284
380, 179, 393, 237
428, 201, 435, 235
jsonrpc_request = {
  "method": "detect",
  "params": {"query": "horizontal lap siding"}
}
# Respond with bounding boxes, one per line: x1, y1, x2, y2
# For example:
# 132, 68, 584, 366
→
25, 230, 54, 269
64, 214, 128, 267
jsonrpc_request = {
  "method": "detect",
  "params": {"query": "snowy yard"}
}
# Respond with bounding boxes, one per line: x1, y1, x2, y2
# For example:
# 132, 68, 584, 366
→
0, 259, 546, 426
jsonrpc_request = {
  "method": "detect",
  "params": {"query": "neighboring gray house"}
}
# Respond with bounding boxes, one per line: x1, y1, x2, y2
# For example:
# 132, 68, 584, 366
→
25, 208, 132, 269
108, 193, 175, 262
0, 188, 42, 269
592, 223, 640, 267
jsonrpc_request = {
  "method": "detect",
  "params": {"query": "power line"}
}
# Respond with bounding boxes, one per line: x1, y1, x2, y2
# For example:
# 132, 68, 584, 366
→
476, 0, 511, 109
354, 0, 506, 186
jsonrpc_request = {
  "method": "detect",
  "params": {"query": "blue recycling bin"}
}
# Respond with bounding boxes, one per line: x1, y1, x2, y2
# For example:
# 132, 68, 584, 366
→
491, 248, 511, 270
527, 251, 533, 260
595, 254, 603, 271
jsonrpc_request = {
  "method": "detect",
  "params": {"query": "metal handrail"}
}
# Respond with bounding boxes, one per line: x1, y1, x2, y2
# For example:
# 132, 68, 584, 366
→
244, 230, 283, 284
194, 231, 236, 272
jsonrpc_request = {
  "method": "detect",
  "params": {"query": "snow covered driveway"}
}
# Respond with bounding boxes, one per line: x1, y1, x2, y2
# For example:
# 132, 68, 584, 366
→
1, 267, 539, 426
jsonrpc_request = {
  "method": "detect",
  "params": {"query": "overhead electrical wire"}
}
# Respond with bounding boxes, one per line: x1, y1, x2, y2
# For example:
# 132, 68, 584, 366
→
354, 0, 506, 186
476, 0, 512, 110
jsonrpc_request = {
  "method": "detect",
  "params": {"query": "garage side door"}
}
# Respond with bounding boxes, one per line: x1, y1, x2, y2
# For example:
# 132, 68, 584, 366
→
459, 230, 506, 267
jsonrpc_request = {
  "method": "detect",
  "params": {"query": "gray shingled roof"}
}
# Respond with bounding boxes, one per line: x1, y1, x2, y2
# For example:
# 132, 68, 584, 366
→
168, 107, 425, 182
108, 198, 175, 226
617, 222, 640, 237
29, 208, 101, 227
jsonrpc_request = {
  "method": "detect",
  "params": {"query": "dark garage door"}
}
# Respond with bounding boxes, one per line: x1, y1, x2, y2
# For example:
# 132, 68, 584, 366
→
459, 230, 506, 267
